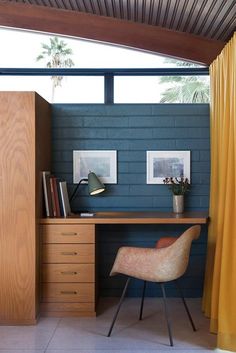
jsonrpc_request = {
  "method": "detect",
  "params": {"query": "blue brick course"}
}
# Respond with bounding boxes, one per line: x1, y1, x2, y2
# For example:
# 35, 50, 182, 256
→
52, 103, 210, 298
129, 116, 174, 127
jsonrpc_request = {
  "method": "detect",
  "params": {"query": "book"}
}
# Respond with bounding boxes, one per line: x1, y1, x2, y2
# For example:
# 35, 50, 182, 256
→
56, 178, 64, 216
59, 181, 71, 217
52, 177, 61, 217
42, 171, 53, 217
49, 176, 57, 217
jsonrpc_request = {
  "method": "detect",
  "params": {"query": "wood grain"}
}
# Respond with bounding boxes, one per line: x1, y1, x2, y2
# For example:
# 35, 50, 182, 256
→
42, 244, 95, 264
40, 302, 95, 312
35, 93, 51, 320
35, 93, 51, 220
41, 224, 95, 243
40, 223, 96, 316
40, 211, 209, 225
0, 92, 35, 322
0, 92, 50, 324
42, 283, 95, 302
0, 2, 225, 64
42, 264, 95, 283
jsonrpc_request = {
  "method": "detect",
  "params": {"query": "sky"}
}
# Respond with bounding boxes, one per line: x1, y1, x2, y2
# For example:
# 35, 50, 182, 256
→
0, 27, 171, 68
0, 27, 201, 103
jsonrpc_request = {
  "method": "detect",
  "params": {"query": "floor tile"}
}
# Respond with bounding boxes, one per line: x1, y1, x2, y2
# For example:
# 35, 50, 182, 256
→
0, 351, 44, 353
0, 318, 59, 350
47, 298, 216, 351
0, 299, 217, 353
46, 350, 215, 353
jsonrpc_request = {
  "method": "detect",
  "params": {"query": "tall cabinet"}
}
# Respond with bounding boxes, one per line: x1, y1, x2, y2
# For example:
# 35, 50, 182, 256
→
0, 92, 51, 324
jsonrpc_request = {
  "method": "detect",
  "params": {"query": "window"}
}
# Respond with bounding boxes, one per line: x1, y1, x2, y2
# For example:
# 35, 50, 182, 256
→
0, 28, 209, 104
0, 76, 104, 103
115, 76, 210, 103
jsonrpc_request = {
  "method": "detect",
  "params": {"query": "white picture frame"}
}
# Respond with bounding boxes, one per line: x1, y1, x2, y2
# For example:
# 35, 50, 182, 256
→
146, 151, 190, 184
73, 150, 117, 184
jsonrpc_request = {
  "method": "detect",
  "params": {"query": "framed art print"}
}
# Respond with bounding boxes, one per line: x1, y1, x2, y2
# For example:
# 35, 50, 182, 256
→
146, 150, 190, 184
73, 150, 117, 184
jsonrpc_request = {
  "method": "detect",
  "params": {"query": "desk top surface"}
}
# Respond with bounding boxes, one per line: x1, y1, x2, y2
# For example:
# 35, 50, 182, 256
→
40, 211, 209, 225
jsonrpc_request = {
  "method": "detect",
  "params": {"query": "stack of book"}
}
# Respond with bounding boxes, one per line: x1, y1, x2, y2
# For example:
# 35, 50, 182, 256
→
42, 171, 71, 218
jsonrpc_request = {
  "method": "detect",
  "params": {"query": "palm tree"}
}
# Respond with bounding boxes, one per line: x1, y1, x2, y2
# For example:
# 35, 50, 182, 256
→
159, 59, 210, 103
36, 36, 74, 102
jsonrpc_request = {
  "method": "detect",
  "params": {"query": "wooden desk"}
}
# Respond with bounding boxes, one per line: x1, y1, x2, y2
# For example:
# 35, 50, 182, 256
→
41, 211, 208, 225
40, 211, 208, 317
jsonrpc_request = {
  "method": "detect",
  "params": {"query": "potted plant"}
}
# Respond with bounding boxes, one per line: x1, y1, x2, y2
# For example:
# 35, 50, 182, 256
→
163, 177, 190, 213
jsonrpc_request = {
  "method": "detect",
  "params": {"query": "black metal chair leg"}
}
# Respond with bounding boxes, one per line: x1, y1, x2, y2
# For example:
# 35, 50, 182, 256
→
139, 280, 147, 320
175, 280, 197, 331
160, 282, 174, 347
107, 277, 130, 337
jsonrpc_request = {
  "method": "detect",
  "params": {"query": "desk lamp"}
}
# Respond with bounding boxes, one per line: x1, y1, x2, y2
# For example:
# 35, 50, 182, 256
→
69, 171, 105, 206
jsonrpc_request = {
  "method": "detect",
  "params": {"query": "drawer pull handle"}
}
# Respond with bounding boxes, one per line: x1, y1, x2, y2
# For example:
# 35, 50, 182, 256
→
61, 232, 78, 236
61, 271, 78, 275
60, 290, 77, 295
61, 252, 78, 256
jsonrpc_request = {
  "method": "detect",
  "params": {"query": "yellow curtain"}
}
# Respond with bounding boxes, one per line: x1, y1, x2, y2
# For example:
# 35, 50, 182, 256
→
202, 32, 236, 351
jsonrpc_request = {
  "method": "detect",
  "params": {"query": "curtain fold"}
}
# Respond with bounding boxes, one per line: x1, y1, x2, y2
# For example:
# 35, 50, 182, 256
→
202, 32, 236, 351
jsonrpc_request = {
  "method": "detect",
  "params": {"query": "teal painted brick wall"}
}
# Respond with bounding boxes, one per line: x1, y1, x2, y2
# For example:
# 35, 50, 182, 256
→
52, 104, 210, 297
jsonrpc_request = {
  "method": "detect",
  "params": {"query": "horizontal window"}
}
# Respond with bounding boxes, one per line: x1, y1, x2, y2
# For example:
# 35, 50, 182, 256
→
115, 76, 210, 103
0, 76, 104, 103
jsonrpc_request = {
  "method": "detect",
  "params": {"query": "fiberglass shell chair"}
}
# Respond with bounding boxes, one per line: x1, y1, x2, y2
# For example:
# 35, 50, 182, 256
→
139, 235, 196, 332
107, 225, 201, 346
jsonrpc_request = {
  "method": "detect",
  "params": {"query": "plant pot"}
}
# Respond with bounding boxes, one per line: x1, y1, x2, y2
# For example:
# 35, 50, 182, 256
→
173, 195, 184, 213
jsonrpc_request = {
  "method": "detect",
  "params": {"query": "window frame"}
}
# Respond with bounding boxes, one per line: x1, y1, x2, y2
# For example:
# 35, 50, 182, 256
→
0, 67, 209, 104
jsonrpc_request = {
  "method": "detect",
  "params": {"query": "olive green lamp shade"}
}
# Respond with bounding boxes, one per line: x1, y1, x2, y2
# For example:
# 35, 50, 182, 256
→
88, 172, 105, 195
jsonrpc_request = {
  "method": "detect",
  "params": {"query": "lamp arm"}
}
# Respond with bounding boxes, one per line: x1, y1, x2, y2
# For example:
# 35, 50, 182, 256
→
69, 178, 88, 203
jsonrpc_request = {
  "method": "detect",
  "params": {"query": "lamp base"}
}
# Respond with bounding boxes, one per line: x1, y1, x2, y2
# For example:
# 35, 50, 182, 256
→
80, 212, 95, 217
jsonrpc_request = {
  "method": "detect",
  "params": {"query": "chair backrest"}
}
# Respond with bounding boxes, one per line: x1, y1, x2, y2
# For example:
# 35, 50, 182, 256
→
153, 225, 201, 282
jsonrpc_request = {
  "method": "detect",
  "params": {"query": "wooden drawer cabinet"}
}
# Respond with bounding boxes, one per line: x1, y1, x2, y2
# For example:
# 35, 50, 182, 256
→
40, 223, 96, 317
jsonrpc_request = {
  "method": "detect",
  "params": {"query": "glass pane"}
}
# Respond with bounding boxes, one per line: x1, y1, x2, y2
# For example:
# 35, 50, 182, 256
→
115, 76, 161, 103
115, 76, 210, 103
0, 76, 104, 103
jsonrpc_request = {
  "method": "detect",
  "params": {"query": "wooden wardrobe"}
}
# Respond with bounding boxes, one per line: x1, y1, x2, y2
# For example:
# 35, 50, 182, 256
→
0, 92, 51, 324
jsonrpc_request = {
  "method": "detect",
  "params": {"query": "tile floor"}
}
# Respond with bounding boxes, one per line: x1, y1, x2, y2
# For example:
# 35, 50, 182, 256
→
0, 298, 218, 353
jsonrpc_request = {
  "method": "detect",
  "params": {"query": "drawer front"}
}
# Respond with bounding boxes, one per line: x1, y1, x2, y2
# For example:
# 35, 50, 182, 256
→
42, 244, 95, 263
42, 264, 94, 282
41, 224, 95, 244
40, 302, 95, 312
42, 283, 95, 302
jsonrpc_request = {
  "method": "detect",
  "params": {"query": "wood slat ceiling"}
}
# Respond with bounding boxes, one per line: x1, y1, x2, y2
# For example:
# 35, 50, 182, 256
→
7, 0, 236, 41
